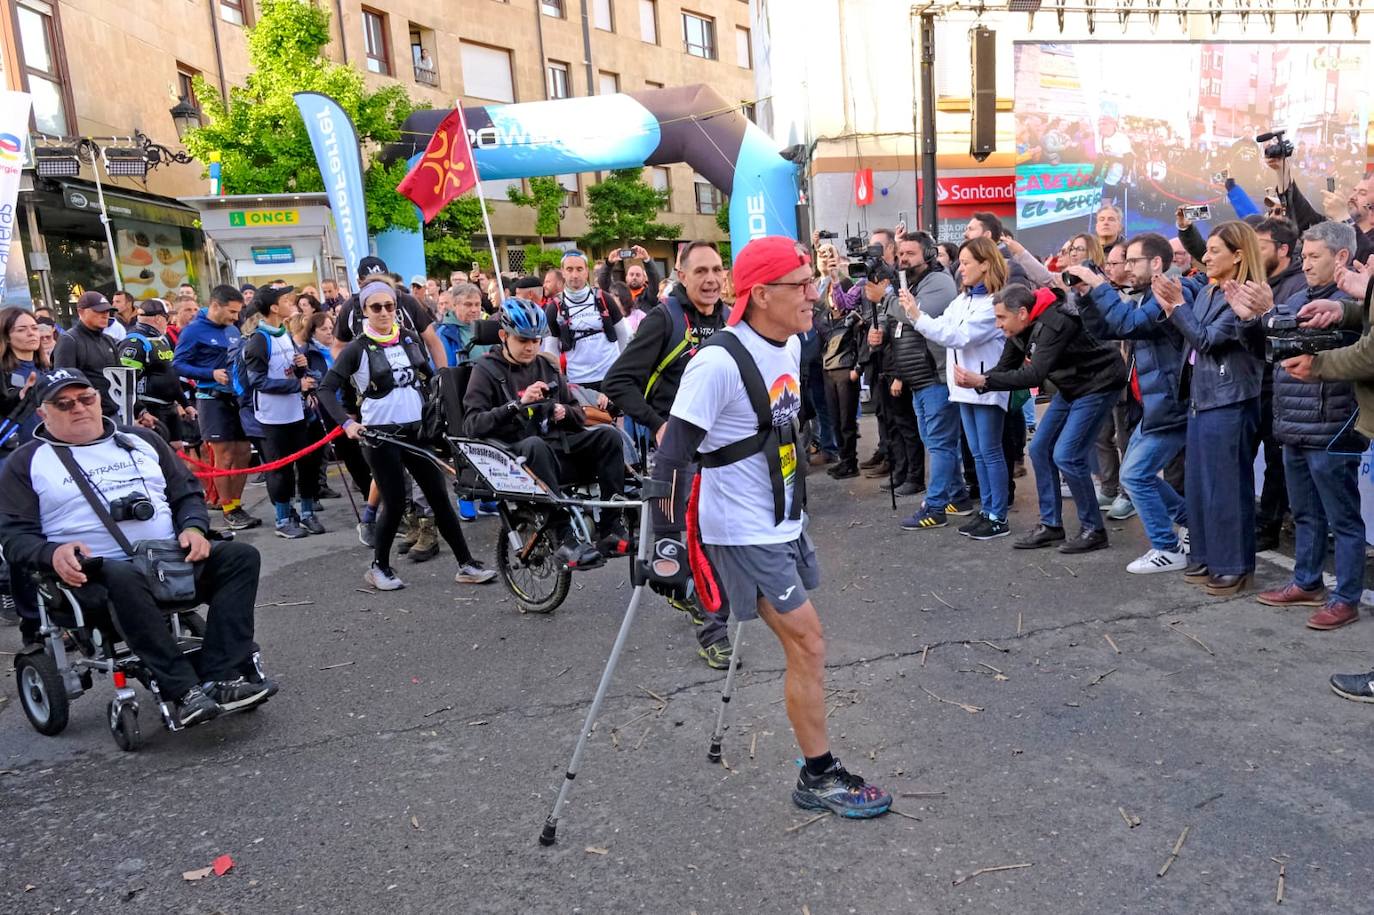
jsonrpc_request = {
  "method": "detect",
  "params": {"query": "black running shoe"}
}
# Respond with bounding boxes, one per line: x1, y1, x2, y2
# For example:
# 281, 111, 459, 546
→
176, 685, 222, 727
793, 758, 892, 818
1330, 670, 1374, 703
206, 676, 277, 711
223, 507, 262, 530
958, 513, 988, 536
969, 517, 1010, 541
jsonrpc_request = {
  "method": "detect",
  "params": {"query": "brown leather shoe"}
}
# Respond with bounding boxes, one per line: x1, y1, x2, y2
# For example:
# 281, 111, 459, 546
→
1183, 562, 1210, 585
1306, 601, 1359, 631
862, 462, 891, 478
1205, 573, 1250, 596
1257, 582, 1327, 608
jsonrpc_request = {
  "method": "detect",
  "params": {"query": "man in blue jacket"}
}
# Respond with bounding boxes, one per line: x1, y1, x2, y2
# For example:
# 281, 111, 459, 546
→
172, 284, 261, 530
1071, 233, 1191, 574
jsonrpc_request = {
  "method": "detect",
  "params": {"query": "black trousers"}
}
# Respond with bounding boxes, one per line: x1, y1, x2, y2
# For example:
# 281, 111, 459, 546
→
78, 540, 261, 699
881, 383, 925, 486
364, 432, 475, 568
823, 369, 860, 464
260, 419, 323, 507
314, 414, 373, 497
510, 426, 627, 531
1252, 391, 1289, 533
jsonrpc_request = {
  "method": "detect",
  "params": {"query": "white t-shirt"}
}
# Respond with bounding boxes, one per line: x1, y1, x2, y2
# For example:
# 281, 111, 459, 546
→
671, 322, 803, 546
547, 288, 621, 384
252, 328, 306, 426
350, 341, 424, 425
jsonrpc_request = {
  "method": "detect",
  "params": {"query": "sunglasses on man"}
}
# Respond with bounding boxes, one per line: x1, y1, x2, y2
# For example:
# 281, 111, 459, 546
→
48, 391, 100, 412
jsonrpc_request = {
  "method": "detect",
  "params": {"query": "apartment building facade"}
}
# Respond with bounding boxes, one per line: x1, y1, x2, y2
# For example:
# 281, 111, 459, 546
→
0, 0, 759, 307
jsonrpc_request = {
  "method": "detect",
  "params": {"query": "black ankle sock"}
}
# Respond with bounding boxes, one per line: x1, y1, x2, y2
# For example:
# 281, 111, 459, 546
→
804, 752, 835, 776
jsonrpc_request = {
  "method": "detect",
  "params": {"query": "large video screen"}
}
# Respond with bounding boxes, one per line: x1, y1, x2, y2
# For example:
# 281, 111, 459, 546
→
1013, 42, 1368, 257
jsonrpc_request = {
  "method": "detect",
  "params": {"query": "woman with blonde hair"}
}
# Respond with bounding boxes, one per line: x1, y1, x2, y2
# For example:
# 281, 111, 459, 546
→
1064, 233, 1106, 270
908, 236, 1012, 539
1151, 220, 1267, 596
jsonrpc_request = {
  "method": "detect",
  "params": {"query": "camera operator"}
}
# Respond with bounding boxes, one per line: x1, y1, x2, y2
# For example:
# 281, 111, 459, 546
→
597, 244, 662, 314
862, 265, 925, 496
0, 369, 275, 726
1247, 221, 1364, 630
821, 267, 869, 480
1073, 234, 1190, 573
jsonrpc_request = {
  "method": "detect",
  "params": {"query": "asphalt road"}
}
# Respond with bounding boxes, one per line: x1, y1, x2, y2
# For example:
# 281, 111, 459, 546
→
3, 426, 1372, 914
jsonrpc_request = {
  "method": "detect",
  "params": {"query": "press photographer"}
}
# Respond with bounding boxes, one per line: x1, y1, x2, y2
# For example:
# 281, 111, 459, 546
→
0, 369, 273, 728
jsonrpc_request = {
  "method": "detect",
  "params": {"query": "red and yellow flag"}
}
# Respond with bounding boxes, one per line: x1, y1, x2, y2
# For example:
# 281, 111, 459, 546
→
396, 108, 478, 222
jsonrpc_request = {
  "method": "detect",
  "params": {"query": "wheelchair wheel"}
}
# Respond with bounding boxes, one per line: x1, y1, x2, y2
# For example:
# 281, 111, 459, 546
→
15, 652, 69, 736
496, 519, 571, 614
108, 699, 142, 752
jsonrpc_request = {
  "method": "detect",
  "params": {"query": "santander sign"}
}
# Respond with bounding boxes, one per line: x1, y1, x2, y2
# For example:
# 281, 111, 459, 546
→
918, 175, 1015, 206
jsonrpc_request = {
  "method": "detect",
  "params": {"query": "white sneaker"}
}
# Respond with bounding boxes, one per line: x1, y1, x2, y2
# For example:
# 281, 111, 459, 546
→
365, 563, 406, 591
1126, 548, 1187, 574
1096, 488, 1115, 509
1107, 495, 1137, 520
1177, 526, 1190, 553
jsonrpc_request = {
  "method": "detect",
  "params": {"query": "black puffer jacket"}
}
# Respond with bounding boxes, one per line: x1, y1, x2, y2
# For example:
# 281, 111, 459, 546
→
1272, 283, 1363, 450
51, 322, 119, 416
880, 314, 940, 391
982, 290, 1128, 401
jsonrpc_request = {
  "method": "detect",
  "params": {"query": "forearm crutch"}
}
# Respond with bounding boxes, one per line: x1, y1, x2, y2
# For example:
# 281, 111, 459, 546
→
706, 619, 746, 763
539, 478, 668, 846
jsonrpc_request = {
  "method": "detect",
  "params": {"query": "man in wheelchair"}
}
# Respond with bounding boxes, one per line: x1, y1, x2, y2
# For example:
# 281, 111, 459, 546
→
0, 369, 274, 728
463, 300, 630, 568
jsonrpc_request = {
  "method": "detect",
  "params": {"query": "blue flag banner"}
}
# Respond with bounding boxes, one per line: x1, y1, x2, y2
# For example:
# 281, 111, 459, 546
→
294, 92, 369, 292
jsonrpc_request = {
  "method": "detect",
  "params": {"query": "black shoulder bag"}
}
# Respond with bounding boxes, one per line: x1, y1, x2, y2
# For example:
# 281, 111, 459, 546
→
53, 442, 199, 604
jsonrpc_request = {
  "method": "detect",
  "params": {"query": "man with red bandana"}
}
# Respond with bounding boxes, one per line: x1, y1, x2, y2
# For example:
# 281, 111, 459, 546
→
646, 236, 893, 819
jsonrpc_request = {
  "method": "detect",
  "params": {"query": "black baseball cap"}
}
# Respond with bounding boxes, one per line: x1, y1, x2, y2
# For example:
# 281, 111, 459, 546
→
76, 291, 114, 312
254, 285, 295, 310
138, 298, 170, 317
358, 255, 389, 282
515, 276, 543, 290
38, 368, 94, 403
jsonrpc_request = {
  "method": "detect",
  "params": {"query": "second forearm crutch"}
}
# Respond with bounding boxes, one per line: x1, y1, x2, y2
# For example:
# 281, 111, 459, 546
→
539, 478, 668, 847
706, 619, 747, 764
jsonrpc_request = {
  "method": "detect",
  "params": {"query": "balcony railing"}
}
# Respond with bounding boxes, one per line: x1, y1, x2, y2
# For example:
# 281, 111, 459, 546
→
414, 64, 438, 87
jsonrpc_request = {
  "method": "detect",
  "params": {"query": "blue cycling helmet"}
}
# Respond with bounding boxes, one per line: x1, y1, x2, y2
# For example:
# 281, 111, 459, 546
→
498, 298, 549, 340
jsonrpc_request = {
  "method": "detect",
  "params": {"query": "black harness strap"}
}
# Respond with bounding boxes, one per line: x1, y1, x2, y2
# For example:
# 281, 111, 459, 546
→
695, 333, 805, 526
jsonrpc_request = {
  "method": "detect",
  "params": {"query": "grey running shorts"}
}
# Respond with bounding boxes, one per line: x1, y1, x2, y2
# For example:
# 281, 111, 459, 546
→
704, 533, 821, 621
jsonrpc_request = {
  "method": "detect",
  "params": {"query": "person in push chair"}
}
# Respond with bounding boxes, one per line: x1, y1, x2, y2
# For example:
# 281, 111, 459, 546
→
463, 299, 630, 568
0, 369, 276, 727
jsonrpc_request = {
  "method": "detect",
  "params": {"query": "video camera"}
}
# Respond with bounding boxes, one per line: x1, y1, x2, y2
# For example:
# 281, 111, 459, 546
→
1256, 129, 1294, 160
1263, 312, 1349, 361
847, 242, 894, 283
1062, 260, 1103, 286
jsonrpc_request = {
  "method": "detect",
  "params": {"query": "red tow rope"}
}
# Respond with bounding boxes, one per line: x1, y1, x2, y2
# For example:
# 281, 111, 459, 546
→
177, 425, 345, 479
685, 475, 723, 614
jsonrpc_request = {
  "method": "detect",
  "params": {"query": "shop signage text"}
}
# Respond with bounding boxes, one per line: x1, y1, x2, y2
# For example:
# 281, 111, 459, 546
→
229, 209, 301, 227
918, 175, 1016, 206
251, 245, 295, 265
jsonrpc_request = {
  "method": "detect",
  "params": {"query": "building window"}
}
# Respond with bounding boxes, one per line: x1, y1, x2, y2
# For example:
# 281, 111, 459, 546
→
639, 0, 658, 44
557, 174, 581, 208
219, 0, 251, 27
411, 27, 438, 87
694, 175, 721, 215
541, 0, 565, 17
593, 0, 613, 31
741, 101, 756, 123
176, 64, 203, 125
547, 61, 570, 100
598, 71, 619, 96
682, 11, 716, 60
736, 27, 751, 69
14, 0, 72, 136
649, 167, 671, 211
460, 42, 516, 103
362, 8, 391, 76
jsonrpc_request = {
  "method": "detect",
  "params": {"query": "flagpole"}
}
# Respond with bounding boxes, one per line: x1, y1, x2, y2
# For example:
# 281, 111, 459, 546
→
455, 102, 505, 305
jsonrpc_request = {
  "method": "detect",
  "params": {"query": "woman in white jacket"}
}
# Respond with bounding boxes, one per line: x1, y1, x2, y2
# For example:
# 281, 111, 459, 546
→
908, 237, 1012, 540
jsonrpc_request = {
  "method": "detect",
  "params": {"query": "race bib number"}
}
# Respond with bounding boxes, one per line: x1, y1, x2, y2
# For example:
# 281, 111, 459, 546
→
780, 442, 797, 484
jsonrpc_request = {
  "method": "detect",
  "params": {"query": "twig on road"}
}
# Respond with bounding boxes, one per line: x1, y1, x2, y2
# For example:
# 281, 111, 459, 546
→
921, 644, 930, 667
931, 591, 958, 610
1275, 860, 1286, 904
1058, 563, 1078, 577
318, 661, 355, 671
952, 862, 1032, 886
1088, 669, 1117, 687
785, 812, 830, 834
921, 686, 983, 714
1157, 826, 1191, 878
900, 791, 945, 798
554, 666, 572, 679
255, 599, 314, 608
1032, 563, 1053, 578
977, 639, 1010, 653
749, 733, 758, 760
977, 661, 1004, 676
639, 685, 669, 706
423, 705, 453, 718
1017, 612, 1023, 635
1169, 622, 1215, 656
1104, 633, 1121, 654
1118, 806, 1141, 828
888, 808, 922, 822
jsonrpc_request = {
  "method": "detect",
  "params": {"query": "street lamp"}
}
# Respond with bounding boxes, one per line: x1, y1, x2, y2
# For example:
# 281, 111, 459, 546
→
169, 96, 202, 141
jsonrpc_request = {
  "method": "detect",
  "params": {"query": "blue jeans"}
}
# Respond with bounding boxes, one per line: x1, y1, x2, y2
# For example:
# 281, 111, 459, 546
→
1119, 425, 1187, 551
958, 402, 1008, 520
1283, 445, 1366, 605
912, 383, 960, 511
1185, 399, 1259, 576
1029, 391, 1117, 531
1022, 396, 1037, 429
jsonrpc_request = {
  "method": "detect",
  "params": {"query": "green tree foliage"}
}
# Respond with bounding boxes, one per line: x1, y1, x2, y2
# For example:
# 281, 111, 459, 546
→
715, 198, 730, 235
583, 169, 682, 252
505, 177, 566, 240
183, 0, 418, 231
522, 245, 565, 276
421, 196, 489, 275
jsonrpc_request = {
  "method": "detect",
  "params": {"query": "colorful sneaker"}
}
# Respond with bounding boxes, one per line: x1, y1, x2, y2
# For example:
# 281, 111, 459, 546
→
793, 758, 892, 818
944, 499, 976, 517
670, 594, 708, 625
698, 639, 734, 670
900, 509, 947, 530
455, 560, 497, 584
458, 499, 478, 522
1329, 669, 1374, 703
365, 563, 405, 591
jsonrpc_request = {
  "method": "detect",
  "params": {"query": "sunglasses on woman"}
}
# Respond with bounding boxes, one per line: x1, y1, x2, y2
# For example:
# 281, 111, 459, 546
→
367, 302, 397, 313
48, 391, 100, 412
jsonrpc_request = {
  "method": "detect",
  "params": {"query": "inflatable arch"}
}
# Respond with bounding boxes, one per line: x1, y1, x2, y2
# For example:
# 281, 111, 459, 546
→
388, 84, 799, 251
